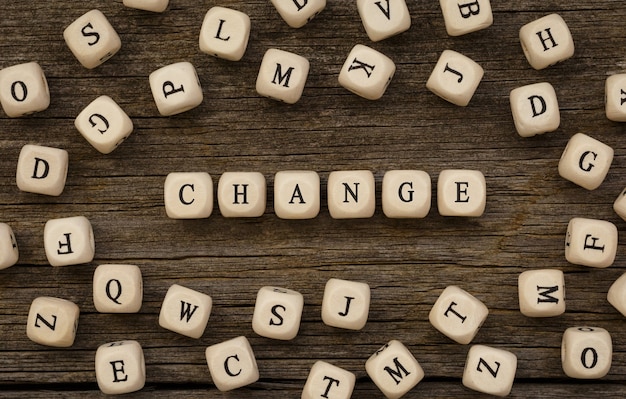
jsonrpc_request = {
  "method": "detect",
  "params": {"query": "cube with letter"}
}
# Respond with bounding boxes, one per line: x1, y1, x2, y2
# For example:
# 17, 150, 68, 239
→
437, 169, 486, 216
565, 217, 617, 268
321, 278, 370, 330
462, 345, 517, 397
0, 62, 50, 117
205, 336, 259, 391
510, 82, 560, 137
0, 223, 19, 270
199, 7, 251, 61
327, 170, 376, 219
274, 170, 320, 219
63, 9, 121, 69
256, 49, 309, 104
440, 0, 493, 36
558, 133, 613, 190
518, 269, 565, 317
149, 62, 203, 116
302, 361, 355, 399
93, 264, 143, 313
252, 286, 304, 340
338, 44, 395, 100
95, 340, 145, 394
561, 327, 612, 379
164, 172, 214, 219
44, 216, 95, 266
218, 172, 266, 217
519, 13, 574, 70
429, 285, 488, 344
16, 144, 69, 197
357, 0, 411, 42
75, 95, 133, 154
382, 170, 431, 218
365, 340, 424, 399
158, 284, 213, 339
26, 296, 80, 347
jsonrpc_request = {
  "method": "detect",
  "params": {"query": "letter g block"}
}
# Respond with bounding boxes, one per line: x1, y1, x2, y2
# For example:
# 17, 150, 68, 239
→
558, 133, 613, 190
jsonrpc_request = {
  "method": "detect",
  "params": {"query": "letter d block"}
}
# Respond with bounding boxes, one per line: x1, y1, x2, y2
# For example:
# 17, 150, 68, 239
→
0, 223, 19, 270
93, 264, 143, 313
562, 327, 612, 379
426, 50, 483, 106
256, 49, 310, 104
365, 340, 424, 399
44, 216, 95, 266
252, 286, 304, 340
158, 284, 212, 339
27, 296, 79, 347
149, 62, 203, 116
75, 95, 133, 154
205, 336, 259, 391
429, 285, 488, 344
95, 340, 146, 395
0, 62, 50, 117
558, 133, 613, 190
437, 169, 486, 217
63, 9, 122, 69
565, 217, 617, 268
338, 44, 395, 100
302, 361, 356, 399
462, 345, 517, 397
510, 82, 560, 137
16, 144, 69, 196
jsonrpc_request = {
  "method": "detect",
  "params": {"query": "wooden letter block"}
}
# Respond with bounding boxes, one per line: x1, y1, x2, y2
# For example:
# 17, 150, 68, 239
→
218, 172, 266, 217
605, 74, 626, 122
613, 187, 626, 221
518, 269, 565, 317
365, 340, 424, 399
149, 62, 203, 116
519, 13, 574, 70
164, 172, 214, 219
252, 286, 304, 340
0, 62, 50, 117
426, 50, 483, 106
95, 340, 146, 394
199, 7, 250, 61
338, 44, 395, 100
63, 9, 121, 69
205, 336, 259, 391
75, 95, 133, 154
439, 0, 493, 36
274, 170, 320, 219
462, 344, 517, 397
321, 278, 370, 330
44, 216, 95, 266
27, 296, 79, 347
561, 327, 612, 379
327, 170, 376, 219
429, 285, 488, 344
16, 144, 69, 197
158, 284, 212, 339
123, 0, 169, 12
382, 170, 431, 218
437, 169, 486, 217
93, 264, 143, 313
565, 217, 617, 268
558, 133, 613, 190
302, 360, 356, 399
256, 49, 310, 104
607, 272, 626, 318
0, 223, 19, 270
270, 0, 326, 28
357, 0, 411, 42
510, 82, 560, 137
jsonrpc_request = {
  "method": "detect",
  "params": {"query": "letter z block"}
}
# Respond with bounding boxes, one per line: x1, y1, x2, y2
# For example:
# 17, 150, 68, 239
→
16, 144, 69, 196
44, 216, 95, 266
256, 49, 310, 104
440, 0, 493, 37
0, 62, 50, 117
199, 7, 251, 61
75, 95, 133, 154
426, 50, 483, 106
357, 0, 411, 42
519, 13, 574, 70
510, 82, 560, 137
158, 284, 212, 339
302, 361, 356, 399
95, 340, 146, 394
252, 286, 304, 340
0, 223, 19, 270
63, 9, 122, 69
365, 340, 424, 399
558, 133, 613, 190
565, 217, 617, 268
149, 62, 203, 116
338, 44, 395, 100
205, 336, 259, 391
429, 285, 488, 344
27, 296, 80, 347
93, 264, 143, 313
562, 327, 612, 379
462, 345, 517, 397
270, 0, 326, 28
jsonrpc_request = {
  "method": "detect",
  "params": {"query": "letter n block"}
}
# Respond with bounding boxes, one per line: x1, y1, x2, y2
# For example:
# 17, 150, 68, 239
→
327, 170, 376, 219
302, 361, 356, 399
27, 296, 80, 347
519, 13, 574, 70
205, 336, 259, 391
338, 44, 395, 100
63, 9, 122, 69
44, 216, 95, 266
462, 345, 517, 397
565, 217, 617, 268
93, 264, 143, 313
561, 327, 612, 379
510, 82, 560, 137
16, 144, 69, 196
0, 62, 50, 117
365, 340, 424, 399
158, 284, 212, 339
429, 285, 488, 344
439, 0, 493, 36
558, 133, 613, 190
256, 49, 310, 104
252, 286, 304, 340
149, 62, 203, 116
437, 169, 486, 217
95, 340, 146, 395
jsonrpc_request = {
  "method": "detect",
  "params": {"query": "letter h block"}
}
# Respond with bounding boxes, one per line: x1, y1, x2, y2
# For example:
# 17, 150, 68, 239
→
519, 13, 574, 70
302, 361, 356, 399
338, 44, 395, 100
0, 62, 50, 117
149, 62, 204, 116
365, 340, 424, 399
218, 172, 266, 217
462, 345, 517, 397
439, 0, 493, 37
558, 133, 613, 190
565, 217, 617, 268
27, 296, 80, 347
16, 144, 69, 197
510, 82, 560, 137
63, 9, 122, 69
95, 340, 146, 395
44, 216, 95, 266
158, 284, 213, 339
205, 336, 260, 391
256, 49, 310, 104
429, 285, 488, 344
252, 286, 304, 340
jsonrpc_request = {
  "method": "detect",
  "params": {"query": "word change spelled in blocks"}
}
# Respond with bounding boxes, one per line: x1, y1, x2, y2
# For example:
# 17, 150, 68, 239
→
565, 217, 617, 268
205, 336, 259, 391
510, 82, 560, 137
164, 172, 214, 219
149, 62, 203, 116
608, 272, 626, 318
302, 360, 356, 399
0, 223, 19, 270
562, 327, 612, 379
95, 340, 146, 395
16, 144, 68, 197
93, 264, 143, 313
270, 0, 326, 28
605, 74, 626, 122
26, 296, 79, 347
63, 9, 121, 69
462, 345, 517, 397
338, 44, 395, 100
519, 13, 574, 70
327, 170, 376, 219
123, 0, 169, 12
558, 133, 613, 190
321, 278, 370, 330
256, 49, 310, 104
518, 269, 565, 317
159, 284, 212, 339
429, 285, 488, 344
365, 340, 424, 399
199, 7, 250, 61
75, 95, 133, 154
218, 172, 266, 217
252, 286, 304, 340
44, 216, 95, 266
382, 170, 431, 218
437, 169, 486, 217
427, 50, 483, 106
439, 0, 493, 37
0, 62, 50, 117
356, 0, 411, 42
274, 170, 320, 219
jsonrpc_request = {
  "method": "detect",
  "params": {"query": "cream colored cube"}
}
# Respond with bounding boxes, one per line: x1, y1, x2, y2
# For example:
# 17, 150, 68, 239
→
93, 264, 143, 313
164, 172, 214, 219
0, 62, 50, 117
274, 170, 320, 219
321, 278, 370, 330
462, 345, 517, 397
338, 44, 395, 100
252, 286, 304, 340
302, 361, 356, 399
520, 13, 574, 70
149, 62, 203, 116
75, 95, 133, 154
562, 327, 612, 379
426, 50, 483, 106
382, 170, 431, 218
256, 49, 309, 104
44, 216, 95, 266
63, 9, 121, 69
565, 217, 617, 268
518, 269, 565, 317
357, 0, 411, 42
16, 144, 69, 196
218, 172, 266, 217
510, 82, 560, 137
270, 0, 326, 28
199, 7, 250, 61
123, 0, 169, 12
26, 296, 79, 347
607, 272, 626, 318
558, 133, 613, 190
440, 0, 493, 36
613, 187, 626, 221
95, 341, 145, 394
429, 285, 488, 344
205, 336, 259, 391
605, 74, 626, 122
0, 223, 19, 270
365, 340, 424, 399
158, 284, 212, 339
437, 169, 486, 216
327, 170, 376, 219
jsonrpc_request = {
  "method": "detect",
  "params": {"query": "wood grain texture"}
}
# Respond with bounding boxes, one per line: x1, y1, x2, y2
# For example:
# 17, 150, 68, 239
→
1, 0, 626, 397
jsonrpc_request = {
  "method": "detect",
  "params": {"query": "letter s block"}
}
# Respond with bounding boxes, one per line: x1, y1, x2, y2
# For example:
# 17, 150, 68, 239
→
0, 62, 50, 117
16, 144, 69, 197
365, 340, 424, 399
63, 9, 122, 69
205, 336, 259, 391
95, 340, 146, 395
252, 286, 304, 340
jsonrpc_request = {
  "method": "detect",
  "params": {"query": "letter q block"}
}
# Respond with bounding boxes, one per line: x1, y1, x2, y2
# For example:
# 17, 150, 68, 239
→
565, 217, 617, 268
365, 340, 424, 399
63, 9, 122, 69
44, 216, 95, 266
149, 62, 203, 116
95, 340, 146, 394
562, 327, 612, 379
26, 296, 79, 347
510, 82, 560, 137
205, 336, 259, 391
437, 169, 486, 217
16, 144, 69, 197
0, 223, 19, 270
429, 285, 489, 344
252, 286, 304, 340
0, 62, 50, 117
426, 50, 483, 106
93, 264, 143, 313
75, 95, 133, 154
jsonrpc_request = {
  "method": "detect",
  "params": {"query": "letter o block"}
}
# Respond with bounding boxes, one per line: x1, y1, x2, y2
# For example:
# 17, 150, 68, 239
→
95, 341, 146, 395
519, 13, 574, 70
16, 144, 69, 197
93, 264, 143, 313
252, 286, 304, 340
429, 285, 489, 344
26, 296, 80, 347
426, 50, 483, 106
437, 169, 486, 217
0, 223, 19, 270
44, 216, 95, 267
440, 0, 493, 37
164, 172, 214, 219
565, 217, 617, 268
256, 49, 310, 104
338, 44, 396, 100
205, 336, 259, 391
302, 361, 356, 399
558, 133, 613, 190
382, 170, 431, 218
561, 327, 612, 379
462, 345, 517, 397
63, 9, 122, 69
365, 340, 424, 399
0, 62, 50, 117
510, 82, 560, 137
75, 95, 133, 154
149, 62, 203, 116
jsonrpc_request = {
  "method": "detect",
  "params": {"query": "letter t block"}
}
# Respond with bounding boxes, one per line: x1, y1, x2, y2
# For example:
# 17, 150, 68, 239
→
302, 361, 356, 399
429, 285, 489, 344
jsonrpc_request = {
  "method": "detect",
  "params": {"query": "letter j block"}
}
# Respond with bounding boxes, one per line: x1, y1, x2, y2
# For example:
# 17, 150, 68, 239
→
256, 49, 310, 104
365, 340, 424, 399
426, 50, 483, 106
322, 278, 370, 330
149, 62, 203, 116
565, 217, 617, 268
429, 285, 489, 344
44, 216, 95, 266
16, 144, 69, 196
95, 340, 146, 394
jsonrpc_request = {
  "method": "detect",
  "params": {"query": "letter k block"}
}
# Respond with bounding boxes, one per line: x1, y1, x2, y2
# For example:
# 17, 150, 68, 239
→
338, 44, 396, 100
16, 144, 69, 196
429, 285, 489, 344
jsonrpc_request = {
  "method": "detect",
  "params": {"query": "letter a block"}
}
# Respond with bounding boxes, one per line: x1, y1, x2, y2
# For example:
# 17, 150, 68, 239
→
327, 170, 376, 219
270, 0, 326, 28
518, 269, 565, 317
63, 9, 122, 69
519, 13, 574, 70
0, 223, 19, 270
26, 296, 79, 347
382, 170, 431, 218
429, 285, 488, 344
75, 95, 133, 154
302, 361, 356, 399
338, 44, 395, 100
437, 169, 486, 217
274, 170, 320, 219
199, 7, 251, 61
218, 172, 266, 217
95, 340, 146, 395
149, 62, 203, 116
462, 345, 517, 397
562, 327, 612, 379
158, 284, 212, 339
605, 74, 626, 122
565, 217, 617, 268
357, 0, 411, 42
93, 264, 143, 313
256, 49, 310, 104
321, 278, 370, 330
0, 62, 50, 117
426, 50, 483, 106
365, 340, 424, 399
16, 144, 69, 196
608, 272, 626, 318
558, 133, 613, 190
252, 286, 304, 340
164, 172, 214, 219
205, 336, 259, 391
44, 216, 95, 266
510, 82, 560, 137
439, 0, 493, 37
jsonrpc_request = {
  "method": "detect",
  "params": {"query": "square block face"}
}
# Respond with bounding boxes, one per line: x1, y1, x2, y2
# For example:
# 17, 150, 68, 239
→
365, 340, 424, 399
93, 264, 143, 313
0, 62, 50, 117
321, 278, 371, 330
158, 284, 212, 339
338, 44, 395, 100
44, 216, 95, 266
565, 217, 617, 268
200, 7, 250, 61
613, 187, 626, 222
426, 50, 483, 106
440, 0, 493, 36
327, 170, 376, 219
606, 74, 626, 122
437, 169, 486, 217
302, 361, 356, 399
608, 272, 626, 318
518, 269, 565, 317
462, 345, 517, 397
95, 341, 145, 395
164, 172, 214, 219
558, 133, 614, 190
357, 0, 411, 42
252, 286, 304, 340
16, 144, 69, 196
149, 62, 203, 116
123, 0, 169, 12
256, 49, 310, 104
218, 172, 266, 217
75, 95, 133, 154
382, 170, 431, 218
429, 285, 488, 344
26, 297, 79, 347
205, 336, 259, 391
510, 82, 560, 137
270, 0, 326, 28
63, 9, 122, 69
519, 13, 574, 70
0, 223, 19, 270
561, 327, 612, 379
274, 171, 320, 219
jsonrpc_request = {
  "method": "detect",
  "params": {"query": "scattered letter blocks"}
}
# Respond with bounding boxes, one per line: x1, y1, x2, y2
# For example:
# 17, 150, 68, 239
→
218, 172, 266, 217
149, 62, 203, 116
63, 9, 122, 69
519, 13, 574, 70
426, 50, 483, 106
44, 216, 95, 266
256, 49, 310, 104
252, 286, 304, 340
75, 95, 133, 154
437, 169, 486, 216
605, 74, 626, 122
164, 172, 214, 219
327, 170, 376, 219
199, 7, 251, 61
462, 344, 517, 397
439, 0, 493, 36
565, 217, 617, 268
159, 284, 213, 339
302, 360, 356, 399
95, 340, 146, 395
561, 327, 612, 379
16, 144, 69, 197
558, 133, 613, 190
608, 273, 626, 318
205, 336, 259, 391
510, 82, 560, 137
365, 340, 424, 399
93, 264, 143, 313
274, 170, 320, 219
27, 296, 79, 347
518, 269, 565, 317
338, 44, 395, 100
321, 278, 370, 330
429, 285, 488, 344
357, 0, 411, 42
123, 0, 169, 12
0, 62, 50, 117
270, 0, 326, 28
382, 170, 431, 218
0, 223, 19, 270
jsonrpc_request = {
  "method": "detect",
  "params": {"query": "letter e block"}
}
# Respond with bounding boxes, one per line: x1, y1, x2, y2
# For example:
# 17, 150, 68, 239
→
608, 272, 626, 318
321, 278, 370, 330
327, 170, 376, 219
606, 74, 626, 122
44, 216, 95, 266
518, 269, 565, 317
382, 170, 431, 218
426, 50, 483, 106
339, 44, 395, 100
27, 296, 79, 347
558, 133, 613, 190
440, 0, 493, 37
149, 62, 203, 116
429, 285, 488, 344
519, 13, 574, 70
158, 284, 212, 339
75, 95, 133, 154
16, 144, 69, 197
256, 49, 310, 104
205, 336, 259, 391
274, 170, 320, 219
565, 217, 617, 268
63, 9, 122, 69
218, 172, 266, 217
510, 82, 560, 137
252, 286, 304, 340
561, 327, 612, 379
365, 340, 424, 399
123, 0, 169, 12
437, 169, 486, 217
93, 264, 143, 313
164, 172, 214, 219
270, 0, 326, 28
357, 0, 411, 42
0, 223, 19, 270
302, 361, 356, 399
0, 62, 50, 117
199, 7, 251, 61
462, 345, 517, 397
95, 340, 146, 394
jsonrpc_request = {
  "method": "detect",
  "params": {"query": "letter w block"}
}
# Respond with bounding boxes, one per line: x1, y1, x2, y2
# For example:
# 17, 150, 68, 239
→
158, 284, 212, 339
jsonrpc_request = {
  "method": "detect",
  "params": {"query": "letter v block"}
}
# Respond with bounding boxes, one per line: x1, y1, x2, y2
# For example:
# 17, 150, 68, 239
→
26, 296, 80, 347
510, 82, 560, 137
158, 284, 212, 339
365, 340, 424, 399
16, 144, 69, 196
462, 345, 517, 397
95, 340, 146, 395
357, 0, 411, 42
256, 48, 310, 104
429, 285, 489, 344
339, 44, 395, 100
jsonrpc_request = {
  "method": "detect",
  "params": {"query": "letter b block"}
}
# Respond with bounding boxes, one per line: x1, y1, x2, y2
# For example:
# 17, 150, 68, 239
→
565, 217, 617, 268
44, 216, 95, 266
158, 284, 213, 339
93, 264, 143, 313
95, 340, 146, 394
149, 62, 203, 116
510, 82, 560, 137
302, 361, 356, 399
26, 296, 80, 347
462, 345, 517, 397
252, 286, 304, 340
561, 327, 612, 379
365, 340, 424, 399
429, 285, 489, 344
0, 62, 50, 117
205, 336, 259, 391
256, 49, 310, 104
16, 144, 69, 196
558, 133, 613, 190
440, 0, 493, 37
63, 9, 122, 69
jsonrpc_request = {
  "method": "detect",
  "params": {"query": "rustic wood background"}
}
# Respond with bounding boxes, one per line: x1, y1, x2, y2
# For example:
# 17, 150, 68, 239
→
1, 0, 626, 397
